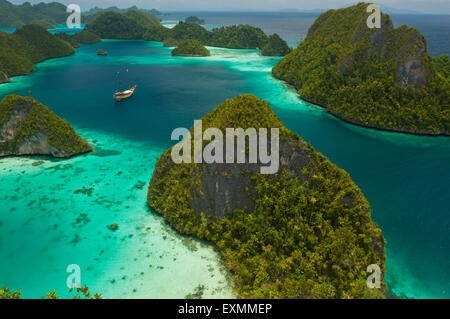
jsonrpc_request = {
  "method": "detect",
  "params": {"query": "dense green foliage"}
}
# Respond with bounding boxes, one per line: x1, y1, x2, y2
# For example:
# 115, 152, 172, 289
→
55, 33, 80, 48
143, 25, 172, 42
86, 11, 145, 40
148, 94, 386, 299
261, 33, 292, 56
170, 21, 211, 42
83, 5, 162, 24
273, 3, 449, 135
0, 24, 74, 78
85, 10, 161, 40
144, 22, 290, 55
208, 24, 268, 49
163, 37, 178, 47
185, 16, 205, 24
172, 39, 210, 56
433, 55, 450, 82
0, 95, 92, 156
71, 30, 101, 44
124, 10, 161, 29
56, 30, 101, 48
0, 0, 67, 28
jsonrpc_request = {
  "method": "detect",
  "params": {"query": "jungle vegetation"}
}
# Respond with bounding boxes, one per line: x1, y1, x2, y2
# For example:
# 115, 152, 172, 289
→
273, 3, 449, 135
148, 94, 386, 299
261, 33, 292, 56
0, 285, 102, 299
0, 24, 74, 78
85, 11, 146, 40
185, 16, 205, 24
172, 39, 211, 57
143, 22, 290, 55
0, 0, 68, 28
55, 30, 101, 48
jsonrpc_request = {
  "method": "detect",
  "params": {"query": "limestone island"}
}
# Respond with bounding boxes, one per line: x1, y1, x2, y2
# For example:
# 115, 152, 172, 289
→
148, 94, 386, 298
261, 34, 291, 56
0, 95, 92, 158
0, 24, 74, 80
273, 3, 450, 135
163, 37, 178, 47
184, 16, 205, 25
172, 39, 210, 57
143, 22, 290, 56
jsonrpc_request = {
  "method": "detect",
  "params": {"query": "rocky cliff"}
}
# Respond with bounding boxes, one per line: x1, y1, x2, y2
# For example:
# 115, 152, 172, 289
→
0, 95, 92, 158
148, 94, 386, 298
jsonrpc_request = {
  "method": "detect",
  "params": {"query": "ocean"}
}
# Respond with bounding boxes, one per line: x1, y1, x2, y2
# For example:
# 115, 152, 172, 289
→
162, 11, 450, 56
0, 12, 449, 299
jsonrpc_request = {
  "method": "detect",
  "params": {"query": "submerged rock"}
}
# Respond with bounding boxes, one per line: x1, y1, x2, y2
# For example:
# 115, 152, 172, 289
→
97, 49, 107, 56
0, 95, 92, 158
148, 94, 386, 298
108, 223, 119, 231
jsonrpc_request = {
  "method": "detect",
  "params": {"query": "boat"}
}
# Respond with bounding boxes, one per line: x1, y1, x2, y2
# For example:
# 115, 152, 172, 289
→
113, 69, 136, 101
113, 85, 136, 101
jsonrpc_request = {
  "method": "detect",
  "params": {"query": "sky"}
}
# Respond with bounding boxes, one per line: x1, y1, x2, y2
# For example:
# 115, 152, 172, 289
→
8, 0, 450, 14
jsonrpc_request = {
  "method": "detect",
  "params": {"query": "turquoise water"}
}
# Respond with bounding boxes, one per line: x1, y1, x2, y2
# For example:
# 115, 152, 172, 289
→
0, 41, 449, 299
48, 24, 86, 35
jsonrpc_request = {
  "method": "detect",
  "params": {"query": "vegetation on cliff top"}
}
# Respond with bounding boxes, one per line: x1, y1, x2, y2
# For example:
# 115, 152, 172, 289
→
148, 94, 386, 298
86, 11, 145, 40
143, 22, 290, 55
0, 95, 92, 157
71, 30, 101, 44
55, 30, 101, 48
0, 285, 102, 299
86, 10, 160, 40
261, 33, 292, 56
172, 39, 210, 57
273, 3, 449, 135
0, 24, 74, 78
82, 5, 163, 24
0, 0, 67, 28
163, 37, 178, 47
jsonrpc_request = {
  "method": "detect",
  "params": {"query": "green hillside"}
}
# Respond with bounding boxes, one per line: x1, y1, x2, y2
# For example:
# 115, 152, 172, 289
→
273, 3, 449, 135
0, 0, 68, 28
148, 94, 386, 299
0, 24, 74, 78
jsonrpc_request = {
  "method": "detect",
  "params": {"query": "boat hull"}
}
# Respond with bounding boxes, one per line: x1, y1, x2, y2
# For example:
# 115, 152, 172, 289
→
113, 85, 136, 101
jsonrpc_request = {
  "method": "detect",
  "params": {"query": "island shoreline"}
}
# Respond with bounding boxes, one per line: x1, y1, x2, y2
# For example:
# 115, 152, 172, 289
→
273, 74, 450, 138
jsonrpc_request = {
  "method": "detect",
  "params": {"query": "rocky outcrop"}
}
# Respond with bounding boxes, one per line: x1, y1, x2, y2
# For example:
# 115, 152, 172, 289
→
96, 49, 107, 56
337, 13, 431, 89
0, 71, 11, 84
172, 39, 210, 57
148, 94, 386, 298
0, 95, 92, 158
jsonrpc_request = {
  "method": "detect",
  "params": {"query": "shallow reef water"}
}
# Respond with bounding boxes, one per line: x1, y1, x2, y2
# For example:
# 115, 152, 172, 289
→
0, 129, 233, 298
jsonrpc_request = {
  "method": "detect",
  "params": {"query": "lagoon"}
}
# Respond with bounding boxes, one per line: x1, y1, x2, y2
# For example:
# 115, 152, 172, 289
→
0, 40, 449, 298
